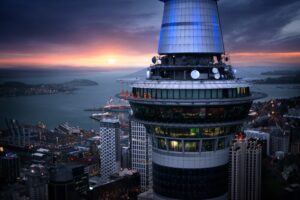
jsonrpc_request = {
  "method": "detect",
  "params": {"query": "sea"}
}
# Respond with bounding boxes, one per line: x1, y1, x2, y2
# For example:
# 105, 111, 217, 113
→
0, 66, 299, 130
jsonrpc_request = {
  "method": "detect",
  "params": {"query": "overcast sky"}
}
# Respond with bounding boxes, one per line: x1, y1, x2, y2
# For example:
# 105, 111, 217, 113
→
0, 0, 299, 68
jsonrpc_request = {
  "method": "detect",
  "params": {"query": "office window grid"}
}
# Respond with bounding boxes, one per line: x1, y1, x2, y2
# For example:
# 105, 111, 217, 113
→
130, 120, 152, 192
99, 124, 120, 182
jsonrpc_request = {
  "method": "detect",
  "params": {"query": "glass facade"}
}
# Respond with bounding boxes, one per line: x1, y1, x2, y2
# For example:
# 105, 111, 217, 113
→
152, 136, 230, 152
150, 125, 238, 138
153, 163, 228, 199
131, 103, 251, 123
158, 0, 224, 54
132, 87, 250, 100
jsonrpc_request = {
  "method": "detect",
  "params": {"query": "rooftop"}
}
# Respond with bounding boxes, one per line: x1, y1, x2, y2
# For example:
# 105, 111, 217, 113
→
100, 118, 119, 123
3, 152, 18, 159
131, 79, 249, 89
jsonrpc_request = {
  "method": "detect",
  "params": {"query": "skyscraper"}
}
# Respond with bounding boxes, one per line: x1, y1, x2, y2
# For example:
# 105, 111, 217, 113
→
121, 0, 264, 199
48, 164, 89, 200
246, 139, 262, 200
99, 118, 121, 182
0, 152, 20, 184
26, 164, 48, 200
229, 137, 262, 200
229, 137, 247, 200
5, 119, 39, 148
130, 119, 152, 192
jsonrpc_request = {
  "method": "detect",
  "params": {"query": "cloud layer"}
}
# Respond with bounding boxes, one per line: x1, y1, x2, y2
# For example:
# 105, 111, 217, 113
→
0, 0, 299, 67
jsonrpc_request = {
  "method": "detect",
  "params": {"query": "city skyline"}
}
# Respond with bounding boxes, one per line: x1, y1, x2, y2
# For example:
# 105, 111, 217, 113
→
0, 0, 300, 68
0, 1, 300, 199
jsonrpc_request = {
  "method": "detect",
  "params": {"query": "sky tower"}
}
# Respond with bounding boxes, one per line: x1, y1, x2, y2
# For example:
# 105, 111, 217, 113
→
121, 0, 264, 199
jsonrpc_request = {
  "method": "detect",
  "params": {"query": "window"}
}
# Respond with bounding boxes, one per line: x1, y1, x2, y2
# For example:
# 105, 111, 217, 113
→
205, 90, 211, 99
199, 90, 205, 98
223, 89, 229, 98
193, 90, 199, 99
232, 89, 237, 98
202, 140, 215, 152
237, 88, 241, 96
174, 89, 180, 99
157, 89, 162, 99
217, 138, 225, 150
162, 89, 167, 99
217, 89, 223, 98
168, 140, 182, 152
184, 141, 199, 152
158, 138, 167, 150
212, 89, 217, 99
168, 89, 173, 99
151, 89, 156, 99
186, 89, 193, 99
180, 90, 186, 99
190, 128, 200, 137
228, 89, 233, 98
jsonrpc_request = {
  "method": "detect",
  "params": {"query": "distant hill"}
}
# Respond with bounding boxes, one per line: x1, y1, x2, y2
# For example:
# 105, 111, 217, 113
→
0, 79, 98, 97
261, 70, 300, 76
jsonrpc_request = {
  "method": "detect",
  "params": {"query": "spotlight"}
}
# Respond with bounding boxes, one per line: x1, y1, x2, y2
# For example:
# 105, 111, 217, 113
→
191, 70, 200, 79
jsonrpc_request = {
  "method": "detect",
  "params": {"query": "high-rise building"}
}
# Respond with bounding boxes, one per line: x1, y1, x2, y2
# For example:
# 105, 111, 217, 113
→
229, 137, 262, 200
284, 108, 300, 154
229, 137, 247, 200
5, 119, 39, 148
88, 169, 141, 200
26, 164, 48, 200
48, 164, 89, 200
120, 0, 264, 199
130, 119, 152, 192
270, 127, 289, 154
121, 146, 130, 169
99, 118, 121, 182
245, 129, 270, 157
0, 152, 20, 183
246, 139, 262, 200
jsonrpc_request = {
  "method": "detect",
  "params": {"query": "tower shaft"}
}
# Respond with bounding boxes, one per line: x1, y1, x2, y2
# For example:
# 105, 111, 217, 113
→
158, 0, 224, 55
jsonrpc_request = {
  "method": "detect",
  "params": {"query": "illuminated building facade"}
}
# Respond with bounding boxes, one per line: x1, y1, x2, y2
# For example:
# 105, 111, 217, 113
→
229, 138, 262, 200
120, 0, 264, 199
130, 119, 152, 192
99, 118, 121, 182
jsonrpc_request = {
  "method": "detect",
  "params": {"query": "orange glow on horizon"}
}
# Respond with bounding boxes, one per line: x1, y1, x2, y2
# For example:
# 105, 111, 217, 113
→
0, 52, 155, 69
0, 51, 299, 68
230, 52, 300, 66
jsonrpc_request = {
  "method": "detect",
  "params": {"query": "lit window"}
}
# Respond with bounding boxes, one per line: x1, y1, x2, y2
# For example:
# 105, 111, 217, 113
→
184, 141, 199, 152
169, 140, 182, 152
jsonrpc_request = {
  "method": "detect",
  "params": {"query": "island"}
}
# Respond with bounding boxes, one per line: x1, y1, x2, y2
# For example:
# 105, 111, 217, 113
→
0, 79, 98, 97
261, 70, 300, 76
252, 70, 300, 84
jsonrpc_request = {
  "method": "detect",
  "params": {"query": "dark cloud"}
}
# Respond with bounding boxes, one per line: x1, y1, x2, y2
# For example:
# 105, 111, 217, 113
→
0, 0, 162, 54
0, 0, 299, 55
219, 0, 300, 52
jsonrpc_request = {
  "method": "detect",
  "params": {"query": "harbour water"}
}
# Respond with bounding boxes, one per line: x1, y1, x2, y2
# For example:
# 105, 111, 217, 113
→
0, 66, 299, 130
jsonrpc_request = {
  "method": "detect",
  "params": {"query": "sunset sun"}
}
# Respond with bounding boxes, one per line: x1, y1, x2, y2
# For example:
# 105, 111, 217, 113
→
107, 58, 116, 65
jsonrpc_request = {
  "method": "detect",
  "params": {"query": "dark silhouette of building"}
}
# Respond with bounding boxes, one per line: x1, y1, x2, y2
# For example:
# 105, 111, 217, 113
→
48, 164, 88, 200
88, 169, 141, 200
26, 164, 48, 200
0, 152, 20, 184
5, 119, 39, 148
